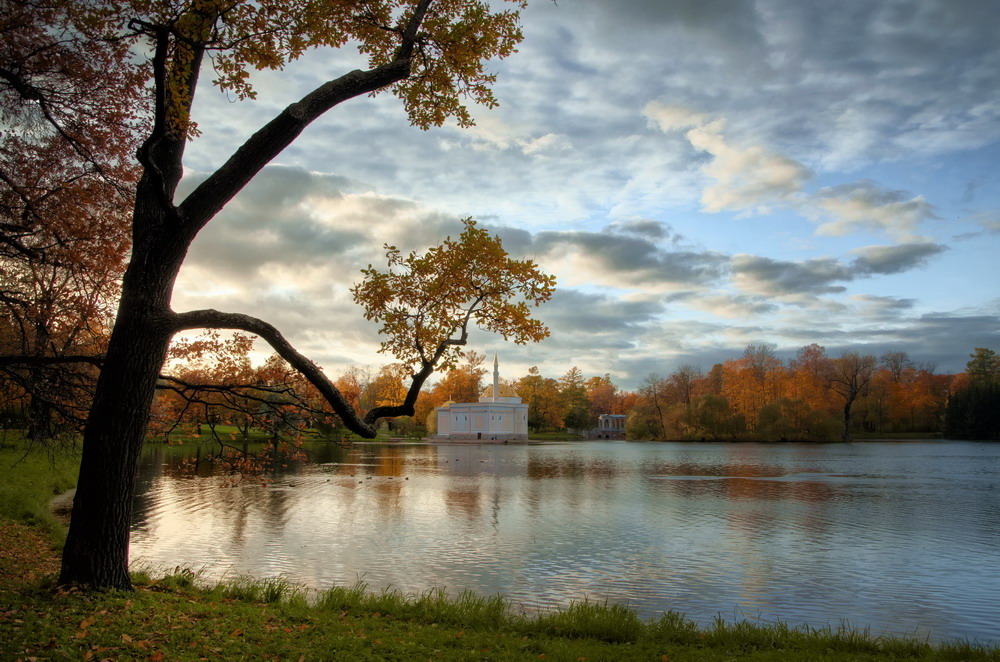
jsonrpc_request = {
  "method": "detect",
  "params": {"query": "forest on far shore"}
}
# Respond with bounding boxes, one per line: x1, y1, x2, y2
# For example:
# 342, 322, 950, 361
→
5, 335, 999, 445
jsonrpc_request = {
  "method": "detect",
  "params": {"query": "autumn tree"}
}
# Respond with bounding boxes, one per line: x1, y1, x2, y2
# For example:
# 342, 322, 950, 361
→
669, 365, 700, 412
585, 374, 619, 420
786, 344, 832, 413
20, 0, 541, 590
824, 352, 877, 440
516, 366, 562, 431
723, 344, 785, 431
430, 350, 488, 404
0, 0, 143, 439
629, 373, 667, 440
559, 366, 590, 431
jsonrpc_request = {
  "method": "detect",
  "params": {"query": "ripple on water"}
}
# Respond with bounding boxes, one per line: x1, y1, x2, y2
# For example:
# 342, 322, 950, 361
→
129, 441, 1000, 644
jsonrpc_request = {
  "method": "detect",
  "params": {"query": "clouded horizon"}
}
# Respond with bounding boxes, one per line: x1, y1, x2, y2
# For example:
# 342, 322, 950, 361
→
172, 0, 1000, 389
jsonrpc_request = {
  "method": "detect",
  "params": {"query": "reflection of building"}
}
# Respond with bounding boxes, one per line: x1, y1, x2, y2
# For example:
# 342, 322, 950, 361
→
434, 354, 528, 441
592, 414, 626, 439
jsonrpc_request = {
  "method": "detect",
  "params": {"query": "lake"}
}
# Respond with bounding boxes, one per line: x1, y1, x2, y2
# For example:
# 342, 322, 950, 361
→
130, 439, 1000, 643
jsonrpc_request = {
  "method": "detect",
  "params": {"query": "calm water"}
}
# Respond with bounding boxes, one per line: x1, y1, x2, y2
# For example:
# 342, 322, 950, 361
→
130, 440, 1000, 643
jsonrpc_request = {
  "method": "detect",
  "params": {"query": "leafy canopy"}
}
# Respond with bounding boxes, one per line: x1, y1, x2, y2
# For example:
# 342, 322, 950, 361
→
353, 219, 555, 373
112, 0, 527, 132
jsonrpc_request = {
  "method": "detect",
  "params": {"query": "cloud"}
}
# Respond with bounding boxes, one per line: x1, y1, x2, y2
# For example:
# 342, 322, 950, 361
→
646, 106, 945, 244
644, 102, 708, 132
813, 182, 938, 240
731, 255, 851, 298
851, 243, 948, 275
686, 294, 779, 319
604, 219, 680, 243
644, 105, 812, 215
532, 230, 728, 290
686, 121, 812, 214
851, 295, 917, 322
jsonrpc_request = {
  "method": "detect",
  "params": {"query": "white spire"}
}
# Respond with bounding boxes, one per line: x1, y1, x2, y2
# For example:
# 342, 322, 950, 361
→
492, 352, 499, 402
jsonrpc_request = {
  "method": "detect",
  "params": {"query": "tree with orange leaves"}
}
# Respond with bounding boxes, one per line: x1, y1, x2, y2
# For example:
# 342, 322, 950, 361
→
4, 0, 547, 590
0, 0, 144, 439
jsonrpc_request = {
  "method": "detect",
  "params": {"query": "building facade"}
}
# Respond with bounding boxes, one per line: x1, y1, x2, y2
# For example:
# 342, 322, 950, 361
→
434, 354, 529, 441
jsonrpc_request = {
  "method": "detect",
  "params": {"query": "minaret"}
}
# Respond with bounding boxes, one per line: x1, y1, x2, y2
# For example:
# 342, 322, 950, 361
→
492, 352, 500, 402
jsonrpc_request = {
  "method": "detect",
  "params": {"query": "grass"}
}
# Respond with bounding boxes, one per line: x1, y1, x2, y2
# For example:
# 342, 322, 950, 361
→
0, 431, 79, 538
3, 431, 1000, 660
4, 570, 999, 661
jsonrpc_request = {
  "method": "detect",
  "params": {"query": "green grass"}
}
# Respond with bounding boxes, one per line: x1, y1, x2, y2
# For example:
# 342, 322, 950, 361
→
0, 432, 79, 537
149, 424, 277, 445
3, 571, 999, 661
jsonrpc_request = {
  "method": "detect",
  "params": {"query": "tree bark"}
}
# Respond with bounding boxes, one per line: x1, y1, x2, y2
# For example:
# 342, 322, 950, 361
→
60, 170, 186, 587
58, 6, 428, 588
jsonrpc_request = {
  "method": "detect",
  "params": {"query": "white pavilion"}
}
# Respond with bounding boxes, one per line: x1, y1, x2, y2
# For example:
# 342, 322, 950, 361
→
434, 354, 529, 441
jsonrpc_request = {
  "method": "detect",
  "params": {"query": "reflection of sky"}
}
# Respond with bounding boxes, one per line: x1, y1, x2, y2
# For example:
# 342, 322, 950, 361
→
130, 440, 1000, 643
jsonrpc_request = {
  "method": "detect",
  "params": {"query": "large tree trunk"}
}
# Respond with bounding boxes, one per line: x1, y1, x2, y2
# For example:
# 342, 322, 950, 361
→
57, 6, 423, 589
25, 389, 53, 441
59, 176, 186, 588
58, 308, 173, 588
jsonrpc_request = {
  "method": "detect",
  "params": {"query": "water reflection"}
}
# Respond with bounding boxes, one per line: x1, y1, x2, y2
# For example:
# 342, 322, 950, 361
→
130, 440, 1000, 644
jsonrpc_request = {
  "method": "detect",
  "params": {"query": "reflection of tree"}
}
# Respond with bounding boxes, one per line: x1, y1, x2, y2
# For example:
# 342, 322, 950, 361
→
375, 446, 405, 477
642, 456, 838, 506
526, 455, 621, 479
444, 486, 482, 520
372, 479, 404, 519
307, 442, 350, 466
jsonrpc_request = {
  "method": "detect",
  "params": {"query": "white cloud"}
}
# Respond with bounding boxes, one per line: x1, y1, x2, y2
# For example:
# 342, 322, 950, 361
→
813, 182, 937, 241
646, 104, 811, 215
643, 102, 708, 132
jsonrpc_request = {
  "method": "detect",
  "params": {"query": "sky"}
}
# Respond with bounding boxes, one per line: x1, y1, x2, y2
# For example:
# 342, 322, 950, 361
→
172, 0, 1000, 390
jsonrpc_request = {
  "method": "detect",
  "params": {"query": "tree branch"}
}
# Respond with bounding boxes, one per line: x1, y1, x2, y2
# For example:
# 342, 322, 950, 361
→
362, 332, 465, 424
176, 1, 436, 234
170, 309, 378, 437
0, 354, 104, 367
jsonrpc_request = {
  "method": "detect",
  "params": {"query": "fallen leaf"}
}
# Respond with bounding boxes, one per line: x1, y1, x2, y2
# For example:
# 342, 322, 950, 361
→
121, 633, 132, 643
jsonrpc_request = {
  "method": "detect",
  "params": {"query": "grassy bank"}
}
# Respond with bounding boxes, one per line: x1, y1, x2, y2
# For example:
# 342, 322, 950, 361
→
0, 432, 79, 537
2, 434, 999, 660
4, 569, 999, 661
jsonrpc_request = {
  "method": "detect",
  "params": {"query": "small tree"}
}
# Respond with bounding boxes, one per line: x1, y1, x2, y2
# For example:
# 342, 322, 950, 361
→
824, 352, 877, 440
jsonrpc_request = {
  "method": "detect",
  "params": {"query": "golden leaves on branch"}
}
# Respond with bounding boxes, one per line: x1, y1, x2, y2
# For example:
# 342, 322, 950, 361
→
352, 218, 555, 374
121, 0, 527, 134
